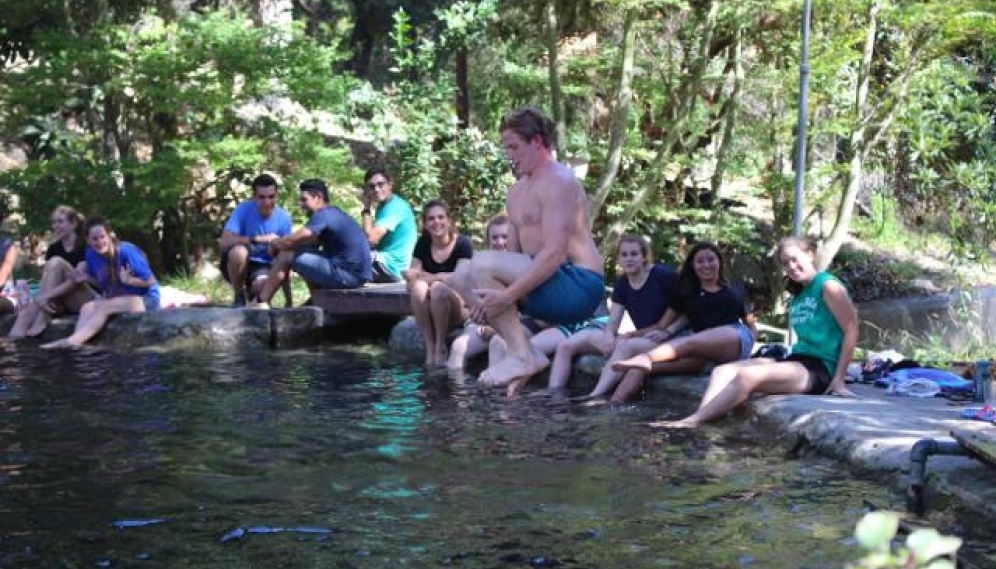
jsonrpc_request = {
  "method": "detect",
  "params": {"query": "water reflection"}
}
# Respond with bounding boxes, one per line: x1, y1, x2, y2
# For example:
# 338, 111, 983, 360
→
0, 342, 989, 568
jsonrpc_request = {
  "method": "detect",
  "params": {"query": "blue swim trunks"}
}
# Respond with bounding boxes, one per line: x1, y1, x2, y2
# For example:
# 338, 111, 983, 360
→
557, 314, 610, 337
520, 263, 605, 326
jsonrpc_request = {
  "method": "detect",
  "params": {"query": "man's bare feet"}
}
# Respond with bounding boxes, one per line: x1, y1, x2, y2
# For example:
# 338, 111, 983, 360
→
505, 375, 531, 398
480, 346, 549, 387
40, 338, 81, 350
611, 353, 653, 373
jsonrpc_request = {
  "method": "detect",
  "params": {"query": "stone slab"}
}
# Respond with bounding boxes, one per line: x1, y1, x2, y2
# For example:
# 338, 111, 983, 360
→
1, 306, 329, 349
310, 282, 411, 316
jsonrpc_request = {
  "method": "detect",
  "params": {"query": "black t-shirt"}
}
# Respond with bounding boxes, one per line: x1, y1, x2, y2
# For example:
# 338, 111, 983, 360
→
669, 283, 747, 332
610, 263, 678, 330
412, 234, 473, 274
45, 240, 87, 268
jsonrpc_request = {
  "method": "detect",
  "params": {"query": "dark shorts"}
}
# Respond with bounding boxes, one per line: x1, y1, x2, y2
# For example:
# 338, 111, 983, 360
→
0, 296, 13, 315
220, 246, 271, 285
520, 263, 604, 326
143, 295, 161, 312
292, 248, 365, 290
785, 354, 832, 395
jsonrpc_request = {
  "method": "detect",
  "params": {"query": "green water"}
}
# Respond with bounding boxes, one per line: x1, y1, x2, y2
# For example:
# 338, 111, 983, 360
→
0, 341, 949, 568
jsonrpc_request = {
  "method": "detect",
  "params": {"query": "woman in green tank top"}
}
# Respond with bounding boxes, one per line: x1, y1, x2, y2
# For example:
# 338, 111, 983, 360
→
652, 236, 858, 429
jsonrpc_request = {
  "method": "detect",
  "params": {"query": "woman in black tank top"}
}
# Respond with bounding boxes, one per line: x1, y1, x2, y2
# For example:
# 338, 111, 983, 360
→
7, 206, 97, 338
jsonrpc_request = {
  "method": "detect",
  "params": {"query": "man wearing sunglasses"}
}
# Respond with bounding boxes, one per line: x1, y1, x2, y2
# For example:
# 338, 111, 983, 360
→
360, 168, 417, 283
218, 173, 293, 307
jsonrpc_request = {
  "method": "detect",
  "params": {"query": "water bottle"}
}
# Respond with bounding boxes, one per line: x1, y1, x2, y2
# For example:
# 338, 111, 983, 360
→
14, 279, 31, 309
973, 359, 992, 404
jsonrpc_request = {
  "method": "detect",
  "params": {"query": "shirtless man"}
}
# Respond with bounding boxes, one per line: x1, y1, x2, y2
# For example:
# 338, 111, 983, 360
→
450, 107, 604, 387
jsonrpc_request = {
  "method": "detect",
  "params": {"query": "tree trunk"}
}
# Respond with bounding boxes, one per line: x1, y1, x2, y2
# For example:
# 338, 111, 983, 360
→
598, 0, 720, 259
590, 7, 638, 217
456, 48, 469, 129
545, 0, 568, 158
710, 27, 743, 213
818, 0, 879, 269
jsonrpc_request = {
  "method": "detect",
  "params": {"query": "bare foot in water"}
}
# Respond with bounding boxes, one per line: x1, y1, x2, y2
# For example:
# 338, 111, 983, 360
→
611, 353, 653, 373
480, 346, 549, 387
648, 418, 699, 429
505, 375, 532, 398
40, 338, 81, 350
24, 314, 51, 338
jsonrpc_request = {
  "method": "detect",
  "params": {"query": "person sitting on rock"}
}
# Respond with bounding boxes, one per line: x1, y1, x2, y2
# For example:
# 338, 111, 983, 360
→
447, 214, 512, 369
218, 173, 293, 307
251, 179, 371, 308
0, 211, 19, 316
402, 200, 474, 367
544, 234, 678, 397
41, 217, 160, 349
646, 236, 857, 428
8, 205, 98, 337
589, 241, 757, 402
360, 167, 417, 283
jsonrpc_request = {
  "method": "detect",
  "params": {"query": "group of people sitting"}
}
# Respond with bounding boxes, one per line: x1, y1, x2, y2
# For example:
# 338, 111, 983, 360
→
0, 105, 859, 428
392, 106, 859, 428
2, 209, 160, 349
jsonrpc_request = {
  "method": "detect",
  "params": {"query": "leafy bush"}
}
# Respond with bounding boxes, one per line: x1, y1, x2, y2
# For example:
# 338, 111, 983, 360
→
848, 511, 961, 569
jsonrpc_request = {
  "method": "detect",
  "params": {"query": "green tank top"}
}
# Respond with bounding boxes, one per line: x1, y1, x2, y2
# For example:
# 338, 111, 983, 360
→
789, 271, 845, 375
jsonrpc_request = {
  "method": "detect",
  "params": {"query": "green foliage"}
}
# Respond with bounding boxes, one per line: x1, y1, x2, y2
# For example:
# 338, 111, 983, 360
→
848, 511, 961, 569
0, 8, 357, 274
360, 4, 511, 236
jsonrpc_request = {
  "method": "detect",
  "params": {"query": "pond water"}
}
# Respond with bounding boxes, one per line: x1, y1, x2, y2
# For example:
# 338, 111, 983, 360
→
0, 340, 966, 568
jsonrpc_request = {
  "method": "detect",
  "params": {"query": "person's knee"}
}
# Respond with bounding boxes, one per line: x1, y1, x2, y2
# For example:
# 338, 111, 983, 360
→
554, 341, 575, 359
44, 256, 70, 273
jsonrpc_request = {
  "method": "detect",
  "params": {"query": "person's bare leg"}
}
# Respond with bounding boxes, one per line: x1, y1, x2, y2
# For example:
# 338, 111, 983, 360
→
280, 275, 293, 307
8, 302, 41, 338
505, 327, 565, 397
448, 325, 489, 369
659, 361, 810, 428
256, 250, 294, 304
585, 337, 658, 398
610, 358, 706, 402
428, 282, 465, 367
11, 257, 75, 337
470, 258, 548, 386
613, 327, 743, 372
42, 296, 145, 349
408, 279, 435, 367
226, 245, 250, 298
547, 329, 609, 391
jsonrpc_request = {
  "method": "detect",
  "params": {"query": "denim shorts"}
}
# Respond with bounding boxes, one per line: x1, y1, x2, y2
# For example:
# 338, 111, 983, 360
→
143, 294, 161, 312
520, 263, 604, 326
292, 249, 365, 289
731, 321, 755, 360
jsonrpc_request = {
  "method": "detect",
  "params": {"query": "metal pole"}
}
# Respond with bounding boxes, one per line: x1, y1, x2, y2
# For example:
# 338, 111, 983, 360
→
792, 0, 812, 237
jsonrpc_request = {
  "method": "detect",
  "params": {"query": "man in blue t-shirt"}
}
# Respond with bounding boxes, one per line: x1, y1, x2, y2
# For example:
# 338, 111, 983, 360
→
360, 168, 417, 283
218, 173, 293, 307
252, 179, 372, 308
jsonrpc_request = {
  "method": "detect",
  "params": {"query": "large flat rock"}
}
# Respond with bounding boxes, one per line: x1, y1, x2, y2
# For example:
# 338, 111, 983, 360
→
0, 306, 328, 349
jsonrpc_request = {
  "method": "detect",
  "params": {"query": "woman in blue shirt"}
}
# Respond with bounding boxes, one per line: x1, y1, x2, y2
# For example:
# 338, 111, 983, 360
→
42, 217, 159, 349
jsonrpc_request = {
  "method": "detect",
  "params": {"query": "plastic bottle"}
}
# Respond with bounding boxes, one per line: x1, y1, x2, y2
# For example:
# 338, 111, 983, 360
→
973, 359, 991, 403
